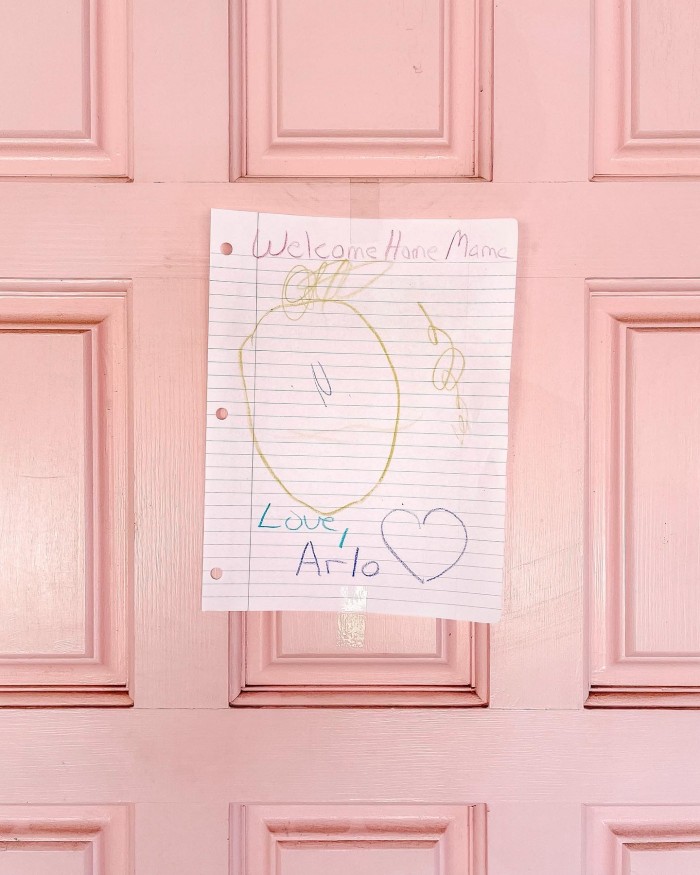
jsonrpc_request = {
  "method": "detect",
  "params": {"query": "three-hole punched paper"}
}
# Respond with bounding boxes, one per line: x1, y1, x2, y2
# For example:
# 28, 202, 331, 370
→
202, 210, 518, 623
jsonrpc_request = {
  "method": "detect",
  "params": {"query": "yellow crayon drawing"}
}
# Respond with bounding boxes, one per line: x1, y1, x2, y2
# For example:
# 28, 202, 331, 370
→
239, 260, 401, 516
417, 302, 470, 442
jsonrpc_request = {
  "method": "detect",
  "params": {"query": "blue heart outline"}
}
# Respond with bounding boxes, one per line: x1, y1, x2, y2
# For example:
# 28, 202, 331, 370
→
380, 507, 468, 583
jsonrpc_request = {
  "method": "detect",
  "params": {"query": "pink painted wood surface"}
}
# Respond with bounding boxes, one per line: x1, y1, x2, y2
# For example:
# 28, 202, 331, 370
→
132, 0, 229, 181
0, 332, 88, 656
0, 283, 130, 705
0, 0, 129, 177
244, 613, 473, 685
234, 805, 484, 875
588, 282, 700, 705
240, 0, 492, 178
586, 805, 700, 875
494, 0, 590, 182
0, 805, 130, 875
231, 612, 487, 705
593, 0, 700, 177
2, 0, 700, 873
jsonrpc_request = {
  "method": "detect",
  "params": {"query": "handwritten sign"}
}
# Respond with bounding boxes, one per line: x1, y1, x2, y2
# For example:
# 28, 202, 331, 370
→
202, 210, 518, 622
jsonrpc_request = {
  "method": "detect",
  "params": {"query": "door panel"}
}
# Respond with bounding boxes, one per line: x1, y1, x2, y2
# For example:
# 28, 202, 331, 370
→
593, 0, 700, 177
234, 805, 485, 875
586, 806, 700, 875
0, 805, 130, 875
239, 0, 492, 178
2, 0, 700, 873
588, 282, 700, 705
232, 613, 487, 705
0, 0, 129, 178
0, 284, 129, 704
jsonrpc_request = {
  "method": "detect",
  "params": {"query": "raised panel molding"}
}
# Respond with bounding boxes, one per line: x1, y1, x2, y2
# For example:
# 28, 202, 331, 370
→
587, 280, 700, 708
229, 613, 488, 706
0, 281, 131, 706
233, 0, 493, 179
586, 806, 700, 875
0, 804, 131, 875
0, 0, 129, 178
592, 0, 700, 178
233, 805, 486, 875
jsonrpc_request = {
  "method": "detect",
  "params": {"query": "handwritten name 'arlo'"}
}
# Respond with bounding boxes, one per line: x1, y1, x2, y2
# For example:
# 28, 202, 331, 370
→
252, 228, 510, 263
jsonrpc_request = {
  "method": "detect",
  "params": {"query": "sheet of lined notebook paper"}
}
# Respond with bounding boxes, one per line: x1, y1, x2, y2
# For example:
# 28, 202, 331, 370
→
202, 210, 518, 622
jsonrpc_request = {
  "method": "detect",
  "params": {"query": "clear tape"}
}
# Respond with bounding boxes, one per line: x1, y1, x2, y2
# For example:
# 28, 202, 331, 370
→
337, 585, 367, 648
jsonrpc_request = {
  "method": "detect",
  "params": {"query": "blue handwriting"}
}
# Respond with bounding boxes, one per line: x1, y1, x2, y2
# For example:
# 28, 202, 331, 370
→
296, 542, 380, 578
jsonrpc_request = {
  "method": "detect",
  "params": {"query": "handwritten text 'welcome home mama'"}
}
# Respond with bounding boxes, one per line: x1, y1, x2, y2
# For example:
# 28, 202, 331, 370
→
251, 229, 511, 263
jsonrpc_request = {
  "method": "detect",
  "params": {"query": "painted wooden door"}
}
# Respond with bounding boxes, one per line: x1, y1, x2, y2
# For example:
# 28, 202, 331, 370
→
1, 1, 700, 873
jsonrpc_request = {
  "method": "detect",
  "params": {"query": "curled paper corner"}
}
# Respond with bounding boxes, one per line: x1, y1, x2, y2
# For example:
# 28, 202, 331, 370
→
337, 585, 368, 648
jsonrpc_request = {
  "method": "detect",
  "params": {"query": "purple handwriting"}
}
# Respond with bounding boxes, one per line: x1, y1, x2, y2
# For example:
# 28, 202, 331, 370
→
296, 542, 380, 578
252, 228, 510, 263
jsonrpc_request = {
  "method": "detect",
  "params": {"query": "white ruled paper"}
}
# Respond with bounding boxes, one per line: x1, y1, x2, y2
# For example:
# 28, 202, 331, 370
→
202, 210, 518, 622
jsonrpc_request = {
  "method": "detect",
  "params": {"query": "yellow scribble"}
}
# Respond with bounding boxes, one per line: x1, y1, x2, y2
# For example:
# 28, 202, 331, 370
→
417, 302, 469, 442
239, 260, 401, 516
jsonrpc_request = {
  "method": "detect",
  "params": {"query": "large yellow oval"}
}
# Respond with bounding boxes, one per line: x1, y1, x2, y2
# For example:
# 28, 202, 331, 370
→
239, 299, 400, 516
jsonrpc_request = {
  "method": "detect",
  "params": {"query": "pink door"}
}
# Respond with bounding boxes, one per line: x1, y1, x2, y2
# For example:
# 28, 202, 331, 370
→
1, 0, 700, 873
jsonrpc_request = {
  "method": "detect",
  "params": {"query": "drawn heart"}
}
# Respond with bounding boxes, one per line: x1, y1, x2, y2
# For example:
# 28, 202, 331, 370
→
380, 508, 468, 584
